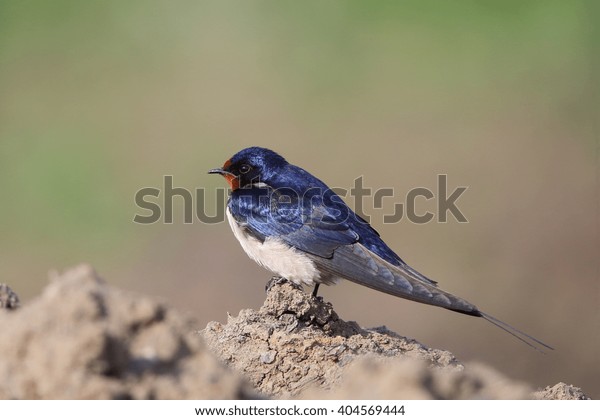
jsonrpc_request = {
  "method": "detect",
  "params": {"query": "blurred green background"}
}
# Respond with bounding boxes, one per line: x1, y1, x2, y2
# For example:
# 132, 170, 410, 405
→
1, 0, 597, 398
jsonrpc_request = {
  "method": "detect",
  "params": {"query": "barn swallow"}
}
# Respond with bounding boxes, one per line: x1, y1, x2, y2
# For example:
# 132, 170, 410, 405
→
209, 147, 552, 352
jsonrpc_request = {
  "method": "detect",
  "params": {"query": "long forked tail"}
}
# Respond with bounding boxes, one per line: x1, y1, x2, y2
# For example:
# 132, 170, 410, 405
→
312, 243, 554, 352
478, 311, 554, 353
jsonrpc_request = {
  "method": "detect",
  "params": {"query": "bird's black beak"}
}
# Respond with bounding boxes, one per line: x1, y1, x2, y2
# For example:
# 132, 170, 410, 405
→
208, 168, 227, 175
209, 167, 239, 189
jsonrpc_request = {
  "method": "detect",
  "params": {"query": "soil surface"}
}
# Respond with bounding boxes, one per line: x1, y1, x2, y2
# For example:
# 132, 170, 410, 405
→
0, 266, 590, 399
0, 265, 253, 399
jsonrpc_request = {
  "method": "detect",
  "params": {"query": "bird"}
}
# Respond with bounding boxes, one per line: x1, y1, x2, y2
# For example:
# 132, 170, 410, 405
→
209, 146, 553, 352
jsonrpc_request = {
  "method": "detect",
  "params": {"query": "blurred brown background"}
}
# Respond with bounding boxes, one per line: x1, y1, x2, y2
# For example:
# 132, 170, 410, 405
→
1, 1, 597, 397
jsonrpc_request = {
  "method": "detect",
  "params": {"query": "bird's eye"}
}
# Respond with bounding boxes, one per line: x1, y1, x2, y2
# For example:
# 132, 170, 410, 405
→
239, 164, 252, 174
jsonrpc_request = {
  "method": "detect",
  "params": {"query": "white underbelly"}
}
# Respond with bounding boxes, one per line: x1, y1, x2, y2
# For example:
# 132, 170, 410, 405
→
226, 208, 320, 287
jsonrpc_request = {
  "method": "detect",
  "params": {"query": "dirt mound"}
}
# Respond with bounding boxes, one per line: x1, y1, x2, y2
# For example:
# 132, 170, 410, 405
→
202, 280, 590, 400
534, 382, 590, 400
0, 266, 590, 399
202, 280, 461, 397
0, 265, 252, 399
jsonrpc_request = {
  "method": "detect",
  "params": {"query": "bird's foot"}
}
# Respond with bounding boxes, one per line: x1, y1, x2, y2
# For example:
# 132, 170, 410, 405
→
265, 276, 300, 293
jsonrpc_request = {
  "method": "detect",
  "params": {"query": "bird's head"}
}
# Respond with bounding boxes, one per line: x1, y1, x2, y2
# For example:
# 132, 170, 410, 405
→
209, 147, 288, 190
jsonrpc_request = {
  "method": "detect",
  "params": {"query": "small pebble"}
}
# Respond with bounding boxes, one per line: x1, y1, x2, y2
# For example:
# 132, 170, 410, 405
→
260, 350, 277, 364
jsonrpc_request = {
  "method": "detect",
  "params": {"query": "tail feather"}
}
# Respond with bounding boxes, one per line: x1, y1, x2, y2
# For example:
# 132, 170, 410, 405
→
478, 311, 554, 353
312, 243, 554, 353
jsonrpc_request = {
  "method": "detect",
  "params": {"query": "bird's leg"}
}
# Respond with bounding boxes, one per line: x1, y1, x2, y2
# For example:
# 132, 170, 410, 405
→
311, 283, 320, 298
